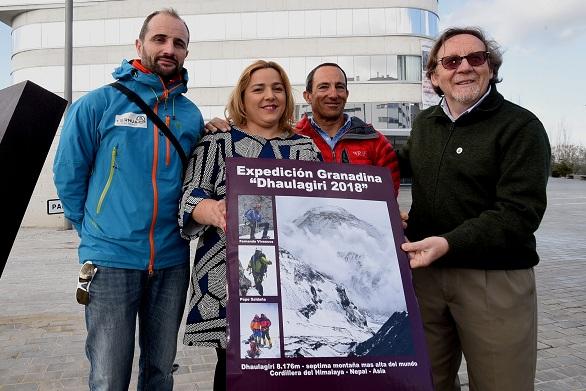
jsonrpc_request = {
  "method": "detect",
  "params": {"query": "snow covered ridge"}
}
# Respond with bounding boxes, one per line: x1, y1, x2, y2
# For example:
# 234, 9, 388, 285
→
276, 203, 412, 358
292, 205, 385, 243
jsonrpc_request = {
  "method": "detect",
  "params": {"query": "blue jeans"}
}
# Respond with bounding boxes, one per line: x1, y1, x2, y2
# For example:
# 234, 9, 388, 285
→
85, 262, 189, 391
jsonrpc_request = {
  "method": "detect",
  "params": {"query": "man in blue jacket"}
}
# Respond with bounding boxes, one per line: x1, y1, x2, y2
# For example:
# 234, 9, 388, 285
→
53, 8, 204, 390
244, 203, 270, 239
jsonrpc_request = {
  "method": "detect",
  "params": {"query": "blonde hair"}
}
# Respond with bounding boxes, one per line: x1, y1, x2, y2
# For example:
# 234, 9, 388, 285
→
226, 60, 294, 131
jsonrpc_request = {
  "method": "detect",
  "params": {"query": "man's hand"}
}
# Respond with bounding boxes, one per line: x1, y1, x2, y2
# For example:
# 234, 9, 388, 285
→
204, 117, 231, 133
401, 236, 449, 269
400, 210, 409, 229
192, 199, 226, 232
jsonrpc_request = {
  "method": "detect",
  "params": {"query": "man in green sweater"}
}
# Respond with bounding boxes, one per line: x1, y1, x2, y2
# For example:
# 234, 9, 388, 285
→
399, 27, 550, 391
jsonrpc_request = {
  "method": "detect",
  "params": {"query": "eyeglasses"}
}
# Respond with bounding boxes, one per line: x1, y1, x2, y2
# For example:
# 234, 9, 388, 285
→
438, 51, 489, 70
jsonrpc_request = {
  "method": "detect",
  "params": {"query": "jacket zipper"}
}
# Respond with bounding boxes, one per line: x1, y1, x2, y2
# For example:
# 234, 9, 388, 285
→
148, 102, 160, 276
165, 115, 171, 166
96, 146, 117, 214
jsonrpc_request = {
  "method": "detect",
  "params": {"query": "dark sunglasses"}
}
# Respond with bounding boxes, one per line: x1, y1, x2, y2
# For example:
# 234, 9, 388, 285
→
438, 51, 489, 70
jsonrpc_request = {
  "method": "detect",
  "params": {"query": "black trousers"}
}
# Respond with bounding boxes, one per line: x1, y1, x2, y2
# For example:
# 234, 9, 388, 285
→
214, 348, 226, 391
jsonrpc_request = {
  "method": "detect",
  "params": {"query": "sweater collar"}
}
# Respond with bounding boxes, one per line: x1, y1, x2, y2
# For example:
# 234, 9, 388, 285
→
439, 85, 492, 122
429, 84, 504, 121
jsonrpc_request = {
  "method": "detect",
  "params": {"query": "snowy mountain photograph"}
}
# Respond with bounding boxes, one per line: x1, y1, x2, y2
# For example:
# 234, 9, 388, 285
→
274, 196, 413, 358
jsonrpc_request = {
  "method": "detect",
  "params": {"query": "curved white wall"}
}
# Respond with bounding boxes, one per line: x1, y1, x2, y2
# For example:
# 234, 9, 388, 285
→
2, 0, 438, 227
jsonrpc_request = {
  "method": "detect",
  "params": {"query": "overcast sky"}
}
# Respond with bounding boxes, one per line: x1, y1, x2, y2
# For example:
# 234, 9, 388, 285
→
439, 0, 586, 144
1, 1, 585, 143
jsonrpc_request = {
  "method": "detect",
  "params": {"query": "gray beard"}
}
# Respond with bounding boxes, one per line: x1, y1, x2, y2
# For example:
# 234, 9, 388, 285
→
452, 85, 483, 106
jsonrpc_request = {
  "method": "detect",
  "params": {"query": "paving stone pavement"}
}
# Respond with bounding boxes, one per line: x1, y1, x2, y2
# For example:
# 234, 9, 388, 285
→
1, 177, 585, 390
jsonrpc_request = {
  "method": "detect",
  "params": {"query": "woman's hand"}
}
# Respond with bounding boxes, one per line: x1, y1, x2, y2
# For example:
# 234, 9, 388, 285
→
192, 199, 226, 232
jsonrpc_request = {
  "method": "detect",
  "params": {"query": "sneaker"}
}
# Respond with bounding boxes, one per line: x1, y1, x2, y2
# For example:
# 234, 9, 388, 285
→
76, 261, 97, 305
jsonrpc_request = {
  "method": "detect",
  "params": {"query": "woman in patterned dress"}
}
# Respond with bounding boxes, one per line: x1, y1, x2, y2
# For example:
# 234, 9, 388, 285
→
179, 60, 321, 391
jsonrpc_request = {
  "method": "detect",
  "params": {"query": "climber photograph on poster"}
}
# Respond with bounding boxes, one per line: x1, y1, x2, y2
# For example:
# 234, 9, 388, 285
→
238, 245, 278, 297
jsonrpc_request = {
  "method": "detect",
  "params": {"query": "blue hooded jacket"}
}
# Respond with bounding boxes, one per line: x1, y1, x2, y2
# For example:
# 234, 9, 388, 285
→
54, 60, 204, 271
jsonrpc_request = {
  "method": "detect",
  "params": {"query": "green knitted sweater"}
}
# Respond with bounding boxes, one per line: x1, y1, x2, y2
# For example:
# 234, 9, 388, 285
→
400, 86, 551, 269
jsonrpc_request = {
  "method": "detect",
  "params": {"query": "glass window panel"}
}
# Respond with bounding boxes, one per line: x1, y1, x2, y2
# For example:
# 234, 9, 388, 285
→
352, 9, 370, 35
410, 103, 422, 125
197, 106, 211, 121
305, 57, 322, 77
397, 8, 410, 33
104, 19, 120, 45
385, 8, 399, 34
198, 106, 225, 122
75, 20, 104, 47
428, 12, 439, 37
224, 59, 242, 86
14, 24, 41, 52
73, 21, 92, 47
270, 57, 289, 72
398, 55, 422, 81
354, 56, 370, 82
182, 15, 197, 41
209, 105, 226, 120
257, 12, 273, 38
258, 12, 287, 38
288, 11, 305, 37
398, 103, 412, 128
320, 10, 336, 36
272, 11, 289, 38
210, 60, 229, 86
370, 56, 386, 80
197, 14, 225, 40
405, 55, 422, 81
119, 18, 142, 44
344, 103, 365, 120
336, 9, 352, 35
89, 64, 106, 90
241, 13, 258, 39
304, 10, 321, 37
337, 56, 354, 82
13, 66, 62, 92
368, 9, 385, 35
387, 55, 398, 80
42, 22, 63, 48
363, 102, 372, 124
408, 9, 423, 35
224, 13, 242, 40
191, 60, 212, 87
289, 57, 306, 85
320, 56, 337, 65
104, 64, 118, 84
73, 65, 91, 92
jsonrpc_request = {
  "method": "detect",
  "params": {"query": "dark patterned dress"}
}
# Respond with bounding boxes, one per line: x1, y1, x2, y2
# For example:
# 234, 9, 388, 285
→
179, 126, 321, 347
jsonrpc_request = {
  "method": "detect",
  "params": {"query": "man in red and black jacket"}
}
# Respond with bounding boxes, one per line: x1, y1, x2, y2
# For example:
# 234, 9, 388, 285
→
296, 63, 401, 196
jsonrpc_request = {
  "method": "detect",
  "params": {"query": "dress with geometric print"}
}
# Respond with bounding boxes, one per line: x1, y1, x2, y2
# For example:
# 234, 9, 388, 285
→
179, 126, 321, 348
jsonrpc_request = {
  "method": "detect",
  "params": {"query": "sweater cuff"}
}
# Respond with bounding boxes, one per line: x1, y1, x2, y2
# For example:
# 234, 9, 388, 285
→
180, 190, 209, 239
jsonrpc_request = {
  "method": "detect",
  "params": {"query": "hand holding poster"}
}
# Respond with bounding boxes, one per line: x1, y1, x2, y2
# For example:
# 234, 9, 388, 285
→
225, 157, 433, 390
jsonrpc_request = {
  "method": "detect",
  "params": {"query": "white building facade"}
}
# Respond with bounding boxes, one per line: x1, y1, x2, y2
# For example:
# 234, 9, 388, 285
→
0, 0, 439, 227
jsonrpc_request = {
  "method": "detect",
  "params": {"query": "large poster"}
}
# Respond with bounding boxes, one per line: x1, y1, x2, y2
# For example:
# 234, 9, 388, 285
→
421, 42, 441, 109
225, 157, 432, 390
